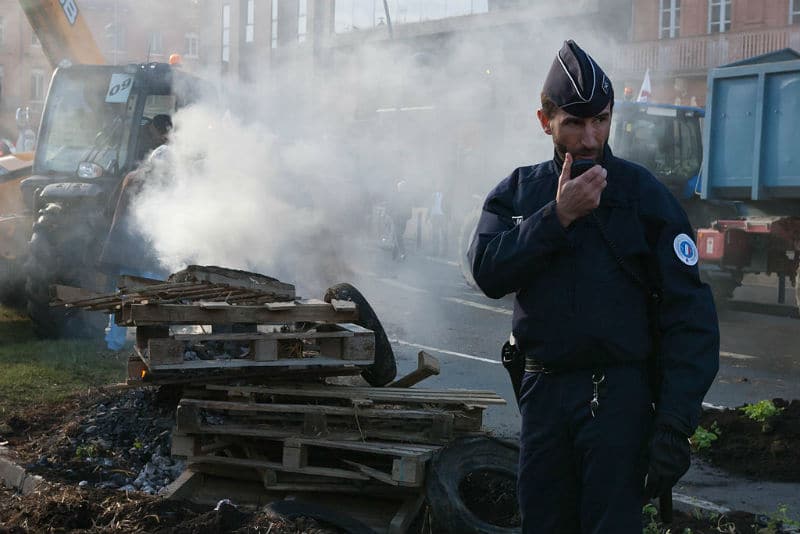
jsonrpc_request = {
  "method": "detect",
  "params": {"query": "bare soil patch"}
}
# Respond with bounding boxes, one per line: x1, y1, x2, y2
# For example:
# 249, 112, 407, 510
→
698, 399, 800, 482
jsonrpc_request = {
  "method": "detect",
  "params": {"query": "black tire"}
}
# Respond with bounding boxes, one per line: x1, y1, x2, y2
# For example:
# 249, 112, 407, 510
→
426, 436, 521, 534
264, 499, 376, 534
708, 278, 738, 311
0, 258, 26, 309
24, 212, 104, 339
323, 282, 396, 387
458, 209, 481, 290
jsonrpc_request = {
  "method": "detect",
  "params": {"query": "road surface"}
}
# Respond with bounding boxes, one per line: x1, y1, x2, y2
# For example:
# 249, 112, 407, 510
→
343, 242, 800, 518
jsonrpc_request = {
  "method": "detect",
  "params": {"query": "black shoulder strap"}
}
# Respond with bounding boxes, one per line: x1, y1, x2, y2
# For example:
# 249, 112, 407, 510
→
590, 211, 662, 304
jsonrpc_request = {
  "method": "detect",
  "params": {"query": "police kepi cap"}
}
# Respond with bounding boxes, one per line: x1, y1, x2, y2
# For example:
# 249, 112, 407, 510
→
542, 40, 614, 118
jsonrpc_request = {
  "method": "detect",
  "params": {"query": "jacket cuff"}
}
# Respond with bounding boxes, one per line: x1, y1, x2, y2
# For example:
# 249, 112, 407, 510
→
534, 200, 571, 242
654, 411, 694, 438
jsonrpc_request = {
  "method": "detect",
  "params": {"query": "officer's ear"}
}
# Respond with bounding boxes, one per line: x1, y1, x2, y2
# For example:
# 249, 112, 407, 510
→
536, 108, 553, 136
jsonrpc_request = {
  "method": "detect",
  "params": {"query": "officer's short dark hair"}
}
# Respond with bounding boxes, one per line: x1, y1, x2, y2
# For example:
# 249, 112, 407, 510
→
152, 114, 173, 135
540, 93, 560, 120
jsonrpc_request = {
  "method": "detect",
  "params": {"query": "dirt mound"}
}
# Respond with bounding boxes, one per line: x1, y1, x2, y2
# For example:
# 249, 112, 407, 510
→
0, 485, 344, 533
666, 510, 757, 533
698, 399, 800, 482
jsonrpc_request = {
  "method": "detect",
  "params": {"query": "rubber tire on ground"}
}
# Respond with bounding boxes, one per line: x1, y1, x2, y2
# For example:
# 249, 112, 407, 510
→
458, 209, 481, 290
0, 258, 25, 309
323, 282, 396, 387
264, 499, 376, 534
426, 436, 521, 534
24, 218, 103, 339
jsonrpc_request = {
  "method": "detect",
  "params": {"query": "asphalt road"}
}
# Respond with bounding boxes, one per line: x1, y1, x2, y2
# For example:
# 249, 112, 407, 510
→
345, 241, 800, 518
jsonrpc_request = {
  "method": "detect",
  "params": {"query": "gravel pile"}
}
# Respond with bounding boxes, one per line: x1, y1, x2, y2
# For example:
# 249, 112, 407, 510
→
22, 388, 185, 494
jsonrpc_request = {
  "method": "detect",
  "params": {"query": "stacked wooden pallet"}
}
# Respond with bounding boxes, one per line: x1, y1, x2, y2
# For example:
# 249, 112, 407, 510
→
53, 266, 510, 532
167, 383, 505, 532
54, 266, 377, 385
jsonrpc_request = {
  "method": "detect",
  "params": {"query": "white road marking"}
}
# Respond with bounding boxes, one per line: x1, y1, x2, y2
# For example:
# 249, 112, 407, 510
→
720, 351, 758, 360
671, 492, 731, 514
377, 278, 429, 294
367, 273, 514, 316
423, 256, 459, 267
390, 338, 500, 365
443, 297, 513, 315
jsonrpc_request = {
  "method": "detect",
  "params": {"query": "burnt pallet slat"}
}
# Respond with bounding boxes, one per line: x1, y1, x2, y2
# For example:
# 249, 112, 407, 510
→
179, 433, 438, 487
118, 302, 359, 326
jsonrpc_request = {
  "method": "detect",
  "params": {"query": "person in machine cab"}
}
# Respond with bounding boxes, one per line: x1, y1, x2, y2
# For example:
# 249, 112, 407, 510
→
138, 114, 172, 161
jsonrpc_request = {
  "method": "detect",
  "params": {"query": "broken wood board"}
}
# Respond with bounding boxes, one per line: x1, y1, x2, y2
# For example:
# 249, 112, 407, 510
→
205, 384, 507, 407
134, 346, 372, 372
175, 398, 458, 443
168, 265, 295, 299
50, 284, 103, 306
185, 436, 437, 487
387, 351, 440, 388
127, 363, 364, 386
118, 302, 359, 326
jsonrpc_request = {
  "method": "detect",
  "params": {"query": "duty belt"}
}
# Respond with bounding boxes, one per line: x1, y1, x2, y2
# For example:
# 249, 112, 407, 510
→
524, 356, 558, 374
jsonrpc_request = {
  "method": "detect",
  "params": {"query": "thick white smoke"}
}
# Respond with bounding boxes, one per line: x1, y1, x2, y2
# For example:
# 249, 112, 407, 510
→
128, 6, 623, 294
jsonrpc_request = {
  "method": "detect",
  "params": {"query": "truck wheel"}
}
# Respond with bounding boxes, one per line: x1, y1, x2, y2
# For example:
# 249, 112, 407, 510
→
458, 209, 481, 290
24, 216, 103, 339
323, 283, 396, 386
795, 265, 800, 312
0, 257, 26, 309
426, 436, 521, 534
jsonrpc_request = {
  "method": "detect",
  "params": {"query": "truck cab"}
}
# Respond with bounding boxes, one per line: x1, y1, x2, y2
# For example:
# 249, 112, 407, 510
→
20, 62, 209, 337
20, 63, 202, 212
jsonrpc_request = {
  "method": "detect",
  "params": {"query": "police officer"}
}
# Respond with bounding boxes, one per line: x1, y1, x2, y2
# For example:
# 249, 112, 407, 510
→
468, 41, 719, 533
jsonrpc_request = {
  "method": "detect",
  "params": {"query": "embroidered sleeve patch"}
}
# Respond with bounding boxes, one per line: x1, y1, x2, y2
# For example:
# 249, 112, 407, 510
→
673, 233, 699, 266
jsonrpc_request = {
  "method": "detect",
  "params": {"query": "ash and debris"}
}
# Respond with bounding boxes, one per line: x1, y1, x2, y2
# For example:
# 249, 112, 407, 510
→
0, 484, 345, 533
19, 388, 185, 495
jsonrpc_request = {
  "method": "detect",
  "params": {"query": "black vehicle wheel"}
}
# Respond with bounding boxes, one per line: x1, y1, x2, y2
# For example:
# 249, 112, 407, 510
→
795, 264, 800, 313
24, 216, 104, 339
323, 282, 396, 387
458, 208, 481, 290
426, 436, 521, 534
0, 257, 26, 309
708, 278, 739, 311
264, 500, 376, 534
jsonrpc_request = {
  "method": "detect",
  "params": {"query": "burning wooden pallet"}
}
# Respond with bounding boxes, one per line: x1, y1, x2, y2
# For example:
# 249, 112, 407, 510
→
52, 265, 298, 312
52, 266, 383, 384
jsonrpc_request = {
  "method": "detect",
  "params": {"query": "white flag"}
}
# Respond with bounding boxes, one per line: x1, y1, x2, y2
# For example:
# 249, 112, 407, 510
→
637, 69, 652, 102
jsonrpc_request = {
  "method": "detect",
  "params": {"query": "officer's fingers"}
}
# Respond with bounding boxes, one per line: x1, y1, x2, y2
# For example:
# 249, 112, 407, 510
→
558, 153, 573, 188
581, 165, 606, 183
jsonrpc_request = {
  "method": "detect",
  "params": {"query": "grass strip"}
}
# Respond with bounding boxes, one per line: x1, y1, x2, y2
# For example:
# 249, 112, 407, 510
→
0, 305, 126, 418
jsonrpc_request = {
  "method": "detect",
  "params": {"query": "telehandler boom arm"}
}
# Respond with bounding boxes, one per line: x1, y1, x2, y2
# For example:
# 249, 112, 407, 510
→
19, 0, 105, 68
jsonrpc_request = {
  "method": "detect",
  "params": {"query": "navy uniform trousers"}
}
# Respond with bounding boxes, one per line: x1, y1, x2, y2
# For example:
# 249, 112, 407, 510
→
517, 364, 653, 534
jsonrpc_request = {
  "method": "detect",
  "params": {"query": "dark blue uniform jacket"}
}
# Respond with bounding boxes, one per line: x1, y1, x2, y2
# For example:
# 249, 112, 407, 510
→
468, 148, 720, 435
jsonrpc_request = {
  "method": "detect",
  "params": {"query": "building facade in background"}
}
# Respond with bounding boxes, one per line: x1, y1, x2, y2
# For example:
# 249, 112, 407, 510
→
616, 0, 800, 106
0, 0, 203, 143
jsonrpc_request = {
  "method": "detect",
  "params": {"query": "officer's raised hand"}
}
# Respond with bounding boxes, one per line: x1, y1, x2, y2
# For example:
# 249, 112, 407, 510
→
555, 153, 607, 228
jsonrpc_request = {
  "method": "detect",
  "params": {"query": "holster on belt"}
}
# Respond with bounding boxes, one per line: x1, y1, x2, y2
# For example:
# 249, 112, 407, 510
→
501, 340, 524, 407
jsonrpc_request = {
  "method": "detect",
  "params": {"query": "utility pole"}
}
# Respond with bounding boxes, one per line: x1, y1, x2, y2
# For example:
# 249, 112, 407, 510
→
113, 0, 119, 65
382, 0, 393, 39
